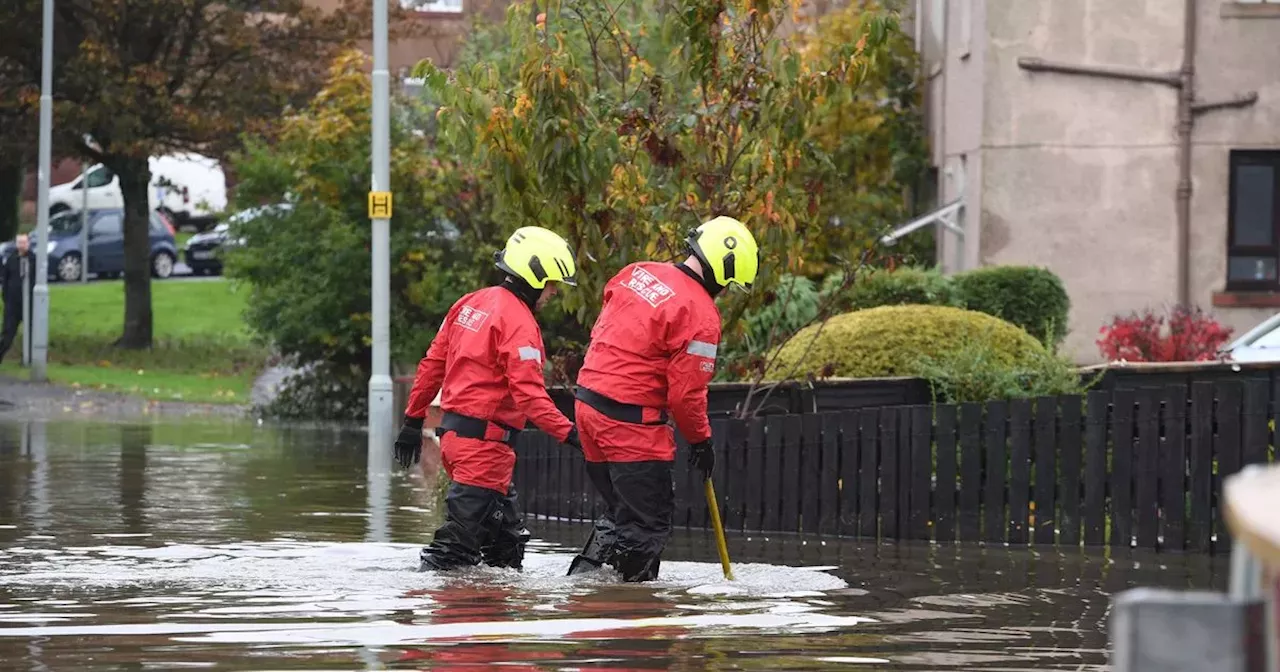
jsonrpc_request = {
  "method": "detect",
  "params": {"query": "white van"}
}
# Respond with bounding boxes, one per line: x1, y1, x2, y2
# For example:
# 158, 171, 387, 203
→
47, 153, 228, 230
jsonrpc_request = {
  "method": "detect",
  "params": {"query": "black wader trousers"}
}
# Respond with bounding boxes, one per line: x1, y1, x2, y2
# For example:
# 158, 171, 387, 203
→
574, 460, 674, 582
419, 483, 530, 572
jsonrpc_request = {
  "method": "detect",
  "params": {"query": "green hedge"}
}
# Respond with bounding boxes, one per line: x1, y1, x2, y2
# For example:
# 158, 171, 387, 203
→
953, 265, 1070, 349
768, 304, 1046, 379
767, 304, 1084, 402
829, 264, 1071, 350
844, 266, 962, 312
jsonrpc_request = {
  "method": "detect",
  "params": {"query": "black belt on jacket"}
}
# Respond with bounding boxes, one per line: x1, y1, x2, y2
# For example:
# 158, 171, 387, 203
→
435, 412, 521, 446
574, 386, 669, 425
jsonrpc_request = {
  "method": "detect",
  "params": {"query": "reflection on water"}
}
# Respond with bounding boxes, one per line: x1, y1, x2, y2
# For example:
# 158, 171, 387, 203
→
0, 419, 1226, 670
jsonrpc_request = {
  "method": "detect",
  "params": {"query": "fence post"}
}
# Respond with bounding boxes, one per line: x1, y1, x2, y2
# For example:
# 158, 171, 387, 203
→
934, 404, 958, 544
1033, 396, 1058, 546
983, 401, 1009, 544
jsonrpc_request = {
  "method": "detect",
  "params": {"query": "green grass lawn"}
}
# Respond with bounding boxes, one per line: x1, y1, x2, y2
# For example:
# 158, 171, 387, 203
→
0, 279, 266, 404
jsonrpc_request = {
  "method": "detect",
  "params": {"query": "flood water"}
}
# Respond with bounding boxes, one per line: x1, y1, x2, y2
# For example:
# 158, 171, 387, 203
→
0, 419, 1225, 670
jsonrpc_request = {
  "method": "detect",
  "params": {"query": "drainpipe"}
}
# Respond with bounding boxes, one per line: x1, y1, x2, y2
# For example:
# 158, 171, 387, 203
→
1017, 0, 1257, 309
1175, 0, 1197, 308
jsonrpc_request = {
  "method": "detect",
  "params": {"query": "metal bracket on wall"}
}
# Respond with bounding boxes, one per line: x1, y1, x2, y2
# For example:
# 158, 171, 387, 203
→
881, 199, 965, 272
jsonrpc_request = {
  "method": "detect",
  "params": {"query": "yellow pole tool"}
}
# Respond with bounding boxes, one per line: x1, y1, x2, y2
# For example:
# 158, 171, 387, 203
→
704, 478, 735, 580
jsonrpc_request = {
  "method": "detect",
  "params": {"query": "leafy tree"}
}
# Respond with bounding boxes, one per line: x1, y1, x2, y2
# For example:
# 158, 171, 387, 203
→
227, 51, 499, 420
797, 0, 931, 266
417, 0, 915, 339
0, 58, 34, 241
0, 0, 367, 349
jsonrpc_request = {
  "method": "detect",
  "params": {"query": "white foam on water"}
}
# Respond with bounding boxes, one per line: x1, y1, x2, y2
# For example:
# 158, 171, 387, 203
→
815, 656, 894, 664
0, 540, 848, 597
685, 584, 749, 596
0, 539, 868, 647
0, 612, 98, 623
0, 612, 872, 646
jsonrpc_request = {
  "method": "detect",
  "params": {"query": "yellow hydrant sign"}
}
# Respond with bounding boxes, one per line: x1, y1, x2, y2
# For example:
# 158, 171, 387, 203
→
368, 191, 393, 219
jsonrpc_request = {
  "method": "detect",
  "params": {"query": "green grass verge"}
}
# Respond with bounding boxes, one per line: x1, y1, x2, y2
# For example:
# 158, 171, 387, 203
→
0, 279, 266, 404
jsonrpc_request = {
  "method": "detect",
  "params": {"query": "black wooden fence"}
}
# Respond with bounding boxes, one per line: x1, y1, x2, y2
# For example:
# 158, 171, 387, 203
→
512, 381, 1277, 554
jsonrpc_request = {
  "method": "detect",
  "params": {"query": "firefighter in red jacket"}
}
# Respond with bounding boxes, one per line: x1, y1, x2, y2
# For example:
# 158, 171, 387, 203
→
395, 226, 581, 572
567, 216, 760, 582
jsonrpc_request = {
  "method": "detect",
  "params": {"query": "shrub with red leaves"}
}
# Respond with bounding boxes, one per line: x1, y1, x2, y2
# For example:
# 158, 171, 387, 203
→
1097, 305, 1234, 363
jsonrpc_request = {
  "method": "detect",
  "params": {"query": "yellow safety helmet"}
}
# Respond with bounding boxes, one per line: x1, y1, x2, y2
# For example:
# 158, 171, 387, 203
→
495, 226, 578, 289
686, 216, 760, 291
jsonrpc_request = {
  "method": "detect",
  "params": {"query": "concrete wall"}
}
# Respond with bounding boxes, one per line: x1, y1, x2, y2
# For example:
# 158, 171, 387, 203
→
979, 0, 1185, 361
935, 0, 986, 274
1187, 1, 1280, 340
924, 0, 1280, 362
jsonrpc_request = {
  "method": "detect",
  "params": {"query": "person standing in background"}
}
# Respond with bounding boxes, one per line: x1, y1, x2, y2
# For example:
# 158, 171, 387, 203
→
0, 234, 34, 363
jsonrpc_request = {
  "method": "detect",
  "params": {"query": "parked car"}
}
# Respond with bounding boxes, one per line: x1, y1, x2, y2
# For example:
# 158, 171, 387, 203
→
1221, 312, 1280, 363
184, 203, 290, 275
183, 222, 233, 276
47, 153, 228, 231
24, 209, 180, 282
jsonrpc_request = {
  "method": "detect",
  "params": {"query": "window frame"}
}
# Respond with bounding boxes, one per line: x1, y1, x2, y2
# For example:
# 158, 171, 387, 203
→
1226, 150, 1280, 292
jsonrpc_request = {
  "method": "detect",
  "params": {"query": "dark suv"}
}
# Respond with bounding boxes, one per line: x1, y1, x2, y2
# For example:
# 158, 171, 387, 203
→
184, 203, 289, 276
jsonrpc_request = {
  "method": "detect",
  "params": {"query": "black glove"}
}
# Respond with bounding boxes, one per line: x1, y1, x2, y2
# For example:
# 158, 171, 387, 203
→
689, 439, 715, 480
394, 416, 425, 469
563, 426, 582, 452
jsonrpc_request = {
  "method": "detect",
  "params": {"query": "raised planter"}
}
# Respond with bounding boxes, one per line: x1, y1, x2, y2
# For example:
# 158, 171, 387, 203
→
1086, 360, 1280, 410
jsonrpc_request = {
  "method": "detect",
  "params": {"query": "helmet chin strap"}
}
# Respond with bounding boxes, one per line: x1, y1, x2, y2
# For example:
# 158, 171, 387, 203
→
677, 259, 725, 298
500, 275, 541, 310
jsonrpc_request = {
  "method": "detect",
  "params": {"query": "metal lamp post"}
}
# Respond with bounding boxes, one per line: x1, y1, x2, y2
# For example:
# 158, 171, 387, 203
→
79, 135, 95, 284
367, 0, 394, 465
31, 0, 53, 382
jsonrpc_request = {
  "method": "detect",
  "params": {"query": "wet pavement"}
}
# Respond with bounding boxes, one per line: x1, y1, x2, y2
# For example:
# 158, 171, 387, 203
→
0, 419, 1226, 670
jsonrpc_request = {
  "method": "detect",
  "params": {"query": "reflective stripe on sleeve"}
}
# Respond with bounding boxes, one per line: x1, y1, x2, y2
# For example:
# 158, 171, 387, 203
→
686, 340, 718, 358
518, 346, 543, 363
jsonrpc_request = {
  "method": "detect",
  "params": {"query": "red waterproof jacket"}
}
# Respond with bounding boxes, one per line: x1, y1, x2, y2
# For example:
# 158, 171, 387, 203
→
576, 262, 722, 445
405, 286, 573, 442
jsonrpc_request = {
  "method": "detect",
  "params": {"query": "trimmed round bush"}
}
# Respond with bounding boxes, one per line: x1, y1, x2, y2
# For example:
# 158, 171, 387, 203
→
843, 266, 962, 312
768, 304, 1050, 380
954, 265, 1070, 349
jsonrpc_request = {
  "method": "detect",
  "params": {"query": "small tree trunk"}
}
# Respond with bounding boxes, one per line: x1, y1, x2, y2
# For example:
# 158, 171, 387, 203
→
0, 158, 23, 242
115, 155, 153, 349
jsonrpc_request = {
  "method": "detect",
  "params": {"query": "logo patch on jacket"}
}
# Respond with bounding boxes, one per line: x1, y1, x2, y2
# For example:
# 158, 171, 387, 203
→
455, 305, 490, 332
622, 267, 675, 308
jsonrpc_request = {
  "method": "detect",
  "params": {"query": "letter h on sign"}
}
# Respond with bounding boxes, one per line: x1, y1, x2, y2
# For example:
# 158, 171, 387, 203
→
368, 191, 393, 219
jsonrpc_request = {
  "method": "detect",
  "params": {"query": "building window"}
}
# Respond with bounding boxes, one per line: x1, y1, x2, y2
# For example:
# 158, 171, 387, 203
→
401, 0, 463, 13
1227, 151, 1280, 290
